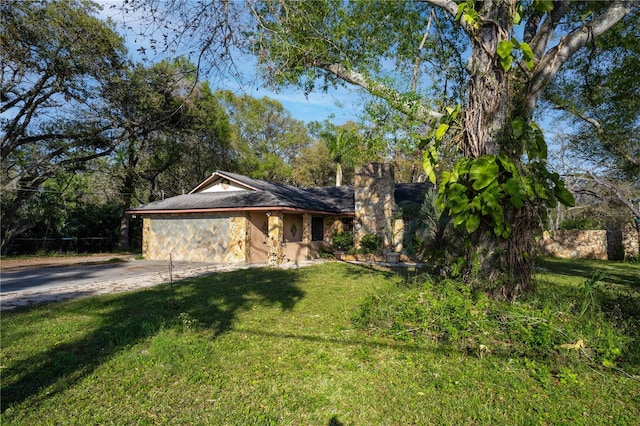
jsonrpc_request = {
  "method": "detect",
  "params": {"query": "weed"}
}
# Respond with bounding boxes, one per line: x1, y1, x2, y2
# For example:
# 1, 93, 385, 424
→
579, 271, 604, 317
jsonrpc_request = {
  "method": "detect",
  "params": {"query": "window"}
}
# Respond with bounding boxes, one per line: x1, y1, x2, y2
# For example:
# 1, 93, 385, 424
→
311, 217, 324, 241
341, 218, 354, 233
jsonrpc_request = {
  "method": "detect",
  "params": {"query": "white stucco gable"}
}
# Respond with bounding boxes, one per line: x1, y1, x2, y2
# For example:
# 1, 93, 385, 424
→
198, 178, 250, 193
189, 172, 255, 194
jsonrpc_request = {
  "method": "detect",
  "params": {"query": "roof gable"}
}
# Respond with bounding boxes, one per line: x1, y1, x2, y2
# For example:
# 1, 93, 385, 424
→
129, 170, 431, 215
189, 171, 257, 193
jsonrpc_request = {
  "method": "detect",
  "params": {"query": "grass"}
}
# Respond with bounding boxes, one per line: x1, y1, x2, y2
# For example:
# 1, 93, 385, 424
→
1, 259, 639, 424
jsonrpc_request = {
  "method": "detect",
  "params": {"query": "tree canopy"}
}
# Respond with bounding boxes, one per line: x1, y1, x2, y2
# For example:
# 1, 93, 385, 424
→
215, 90, 313, 183
1, 0, 127, 252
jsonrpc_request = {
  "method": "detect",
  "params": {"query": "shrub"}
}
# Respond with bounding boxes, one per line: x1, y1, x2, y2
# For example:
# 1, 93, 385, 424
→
332, 231, 354, 252
359, 233, 382, 254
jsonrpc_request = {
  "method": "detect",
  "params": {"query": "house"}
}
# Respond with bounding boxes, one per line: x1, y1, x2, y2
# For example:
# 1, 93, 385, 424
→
127, 163, 431, 265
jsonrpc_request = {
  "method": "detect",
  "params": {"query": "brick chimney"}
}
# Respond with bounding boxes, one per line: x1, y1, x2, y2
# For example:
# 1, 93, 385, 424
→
354, 163, 395, 250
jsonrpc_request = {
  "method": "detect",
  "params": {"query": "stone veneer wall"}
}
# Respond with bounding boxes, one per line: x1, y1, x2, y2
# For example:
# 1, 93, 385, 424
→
540, 230, 608, 260
267, 212, 284, 266
539, 226, 639, 260
622, 222, 639, 259
142, 213, 247, 263
354, 163, 396, 250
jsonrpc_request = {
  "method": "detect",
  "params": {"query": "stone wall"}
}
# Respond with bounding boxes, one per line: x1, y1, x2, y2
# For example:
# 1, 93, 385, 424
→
539, 226, 639, 260
622, 222, 639, 259
354, 163, 396, 250
540, 230, 608, 260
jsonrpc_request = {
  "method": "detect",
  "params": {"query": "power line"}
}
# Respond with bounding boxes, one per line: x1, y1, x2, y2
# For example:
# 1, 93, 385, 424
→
8, 187, 134, 196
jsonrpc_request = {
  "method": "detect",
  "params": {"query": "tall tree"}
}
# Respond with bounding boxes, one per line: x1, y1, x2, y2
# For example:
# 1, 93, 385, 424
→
545, 13, 639, 244
215, 90, 313, 183
123, 0, 636, 298
107, 59, 234, 248
318, 121, 361, 187
290, 140, 337, 187
544, 12, 639, 183
1, 0, 127, 252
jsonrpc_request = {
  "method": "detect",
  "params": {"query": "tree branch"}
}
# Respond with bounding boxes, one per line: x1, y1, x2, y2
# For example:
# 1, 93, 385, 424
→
322, 63, 443, 124
421, 0, 458, 18
528, 0, 572, 59
525, 0, 634, 118
587, 171, 640, 218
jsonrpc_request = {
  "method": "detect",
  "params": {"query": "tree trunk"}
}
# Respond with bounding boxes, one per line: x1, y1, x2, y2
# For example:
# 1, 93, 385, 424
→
461, 0, 538, 300
335, 162, 343, 187
118, 142, 138, 250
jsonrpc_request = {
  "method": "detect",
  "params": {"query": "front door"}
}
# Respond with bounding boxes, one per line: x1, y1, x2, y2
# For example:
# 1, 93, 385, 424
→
248, 212, 269, 263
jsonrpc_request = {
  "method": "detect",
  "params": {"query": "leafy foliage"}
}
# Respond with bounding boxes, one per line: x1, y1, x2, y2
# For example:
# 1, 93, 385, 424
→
215, 90, 313, 184
359, 234, 382, 254
1, 0, 127, 252
544, 12, 640, 183
354, 259, 639, 372
331, 230, 354, 252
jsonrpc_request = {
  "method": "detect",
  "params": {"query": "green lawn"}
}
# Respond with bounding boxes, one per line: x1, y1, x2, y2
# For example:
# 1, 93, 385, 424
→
1, 260, 638, 425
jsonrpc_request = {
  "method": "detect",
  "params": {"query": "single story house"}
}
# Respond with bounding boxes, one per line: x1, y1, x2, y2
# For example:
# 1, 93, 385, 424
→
127, 163, 431, 265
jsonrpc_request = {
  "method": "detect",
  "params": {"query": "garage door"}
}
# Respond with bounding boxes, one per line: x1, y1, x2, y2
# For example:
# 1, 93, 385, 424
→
147, 215, 231, 262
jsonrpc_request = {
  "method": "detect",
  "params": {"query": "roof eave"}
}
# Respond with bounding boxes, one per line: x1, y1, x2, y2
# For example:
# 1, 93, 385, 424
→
126, 207, 354, 216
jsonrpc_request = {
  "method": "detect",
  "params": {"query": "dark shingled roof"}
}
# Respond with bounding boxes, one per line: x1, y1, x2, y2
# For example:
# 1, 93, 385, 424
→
129, 171, 432, 215
394, 183, 433, 205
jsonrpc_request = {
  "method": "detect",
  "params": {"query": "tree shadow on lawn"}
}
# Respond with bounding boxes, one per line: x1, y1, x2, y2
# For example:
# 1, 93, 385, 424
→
537, 257, 640, 325
1, 267, 305, 411
537, 257, 639, 289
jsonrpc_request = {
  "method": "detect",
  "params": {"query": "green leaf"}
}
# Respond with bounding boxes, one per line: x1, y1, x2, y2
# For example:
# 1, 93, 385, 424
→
514, 10, 522, 25
512, 118, 525, 139
497, 153, 518, 175
497, 40, 514, 59
463, 9, 480, 28
468, 196, 481, 212
450, 195, 469, 214
533, 0, 554, 13
500, 55, 512, 72
503, 177, 525, 208
497, 40, 514, 71
470, 157, 499, 190
435, 123, 449, 140
554, 186, 576, 207
453, 211, 468, 227
423, 153, 437, 184
519, 42, 535, 70
481, 191, 502, 212
465, 214, 481, 233
455, 2, 468, 21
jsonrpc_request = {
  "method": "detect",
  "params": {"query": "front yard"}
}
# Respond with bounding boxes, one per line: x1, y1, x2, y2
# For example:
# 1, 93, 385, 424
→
1, 260, 638, 424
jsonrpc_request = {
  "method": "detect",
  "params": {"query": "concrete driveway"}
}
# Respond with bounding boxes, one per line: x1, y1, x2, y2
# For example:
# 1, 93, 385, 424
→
0, 256, 326, 311
0, 257, 249, 311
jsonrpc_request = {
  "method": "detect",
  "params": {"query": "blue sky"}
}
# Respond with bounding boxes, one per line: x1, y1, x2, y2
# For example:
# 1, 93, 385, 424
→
98, 0, 360, 125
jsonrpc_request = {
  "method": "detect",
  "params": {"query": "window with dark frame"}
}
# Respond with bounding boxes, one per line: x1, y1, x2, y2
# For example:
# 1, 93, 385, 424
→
341, 218, 354, 233
311, 217, 324, 241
